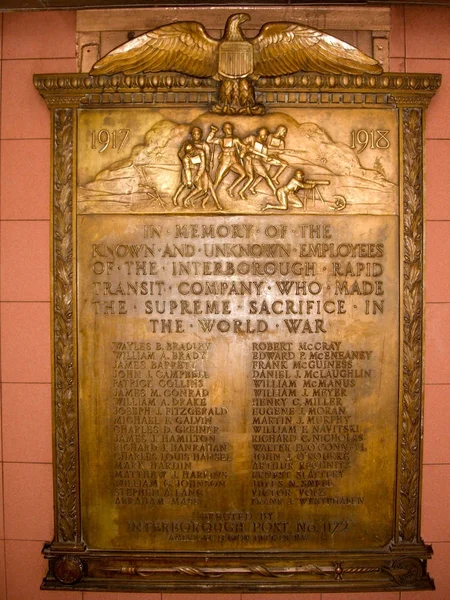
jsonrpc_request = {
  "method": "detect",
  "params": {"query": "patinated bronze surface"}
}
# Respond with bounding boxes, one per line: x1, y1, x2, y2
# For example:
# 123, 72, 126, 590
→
35, 14, 440, 593
90, 13, 382, 115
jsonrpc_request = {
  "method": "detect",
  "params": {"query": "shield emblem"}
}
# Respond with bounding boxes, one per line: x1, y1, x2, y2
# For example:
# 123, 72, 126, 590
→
218, 41, 254, 78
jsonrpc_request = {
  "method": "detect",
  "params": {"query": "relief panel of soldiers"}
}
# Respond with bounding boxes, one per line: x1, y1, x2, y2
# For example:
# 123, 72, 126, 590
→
173, 123, 318, 211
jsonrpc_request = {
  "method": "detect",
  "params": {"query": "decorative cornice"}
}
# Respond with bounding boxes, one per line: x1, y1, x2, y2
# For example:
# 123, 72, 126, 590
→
389, 95, 433, 107
34, 72, 441, 108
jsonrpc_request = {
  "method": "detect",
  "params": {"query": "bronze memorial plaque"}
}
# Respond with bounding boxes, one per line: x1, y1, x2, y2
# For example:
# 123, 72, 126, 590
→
35, 12, 440, 593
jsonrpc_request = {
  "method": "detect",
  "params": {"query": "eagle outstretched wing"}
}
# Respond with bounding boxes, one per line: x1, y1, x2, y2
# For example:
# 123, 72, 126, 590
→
252, 22, 382, 76
91, 22, 219, 77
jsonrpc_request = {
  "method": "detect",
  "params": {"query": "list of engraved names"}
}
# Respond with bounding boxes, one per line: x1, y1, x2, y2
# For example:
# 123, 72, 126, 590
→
78, 214, 398, 551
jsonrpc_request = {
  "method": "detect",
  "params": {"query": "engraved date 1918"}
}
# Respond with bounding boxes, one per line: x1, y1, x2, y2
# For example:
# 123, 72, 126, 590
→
351, 129, 390, 153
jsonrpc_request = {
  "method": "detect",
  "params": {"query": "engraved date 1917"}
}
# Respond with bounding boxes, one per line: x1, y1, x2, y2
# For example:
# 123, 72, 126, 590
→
90, 128, 130, 152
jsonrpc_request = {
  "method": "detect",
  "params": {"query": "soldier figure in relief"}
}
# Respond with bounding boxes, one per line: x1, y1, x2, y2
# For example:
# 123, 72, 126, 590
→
266, 126, 289, 183
248, 125, 289, 194
173, 142, 198, 206
239, 127, 277, 200
262, 169, 316, 211
206, 123, 247, 198
178, 126, 213, 173
173, 143, 222, 210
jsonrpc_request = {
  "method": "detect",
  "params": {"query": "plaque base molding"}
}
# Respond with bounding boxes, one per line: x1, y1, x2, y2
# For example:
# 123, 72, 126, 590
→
42, 544, 434, 592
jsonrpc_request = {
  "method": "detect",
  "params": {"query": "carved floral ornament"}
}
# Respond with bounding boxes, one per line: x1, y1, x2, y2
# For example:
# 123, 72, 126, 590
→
34, 12, 440, 595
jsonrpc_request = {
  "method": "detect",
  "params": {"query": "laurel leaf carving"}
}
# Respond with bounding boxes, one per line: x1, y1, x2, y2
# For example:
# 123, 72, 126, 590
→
53, 108, 78, 543
399, 107, 423, 544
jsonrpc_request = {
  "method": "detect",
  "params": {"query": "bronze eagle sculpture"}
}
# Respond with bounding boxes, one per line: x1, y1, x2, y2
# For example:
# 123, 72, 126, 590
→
91, 13, 383, 114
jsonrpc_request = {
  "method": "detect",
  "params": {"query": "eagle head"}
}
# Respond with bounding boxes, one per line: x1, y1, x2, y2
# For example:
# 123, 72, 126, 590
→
224, 13, 250, 41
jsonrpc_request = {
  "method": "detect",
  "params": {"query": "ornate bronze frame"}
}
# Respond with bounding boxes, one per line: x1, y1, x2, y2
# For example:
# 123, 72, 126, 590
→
35, 67, 440, 592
